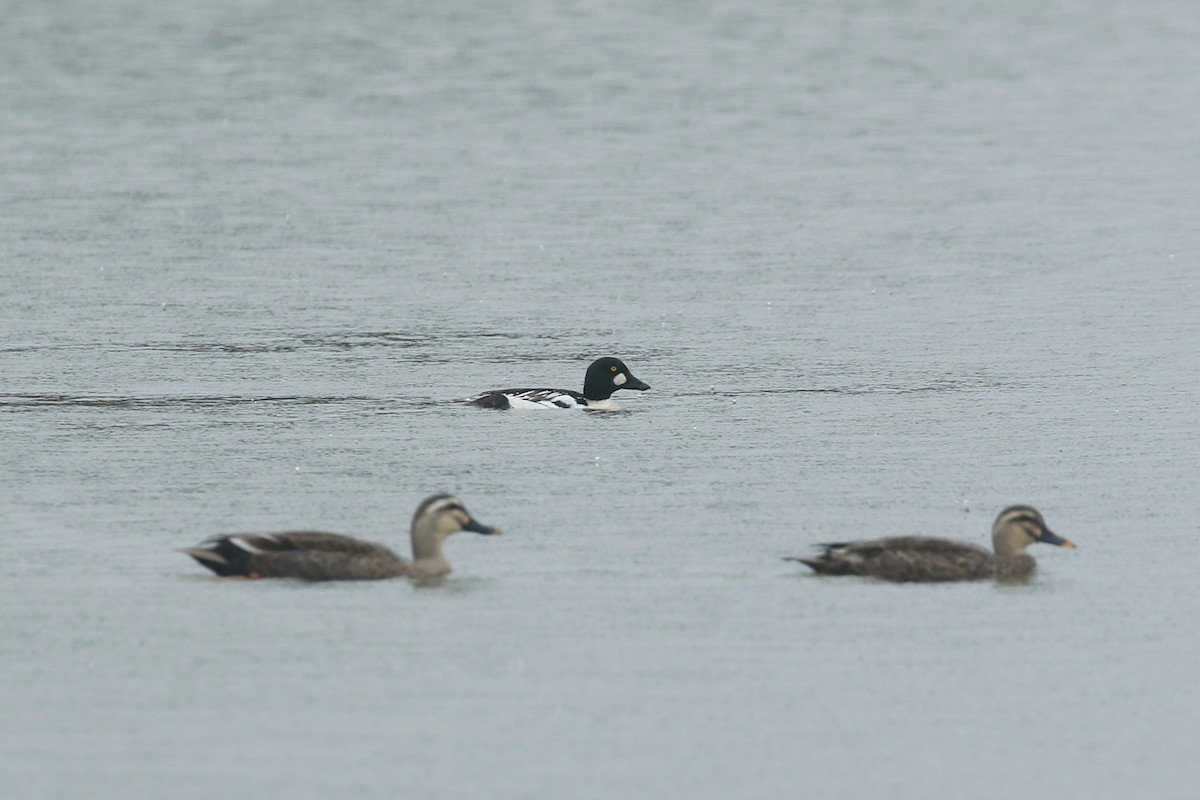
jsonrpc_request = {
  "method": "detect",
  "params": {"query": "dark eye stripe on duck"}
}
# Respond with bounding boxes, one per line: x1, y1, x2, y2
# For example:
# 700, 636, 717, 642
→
413, 493, 461, 519
996, 505, 1042, 523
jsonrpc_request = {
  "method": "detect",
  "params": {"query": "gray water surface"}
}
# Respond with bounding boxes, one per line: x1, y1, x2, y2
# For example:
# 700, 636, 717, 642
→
3, 1, 1199, 798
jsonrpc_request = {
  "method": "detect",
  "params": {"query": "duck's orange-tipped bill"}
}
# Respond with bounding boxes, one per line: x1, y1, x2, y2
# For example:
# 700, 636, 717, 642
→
1038, 528, 1075, 549
462, 516, 501, 536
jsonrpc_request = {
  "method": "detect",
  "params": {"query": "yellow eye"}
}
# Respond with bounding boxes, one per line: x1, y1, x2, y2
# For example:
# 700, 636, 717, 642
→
610, 365, 618, 372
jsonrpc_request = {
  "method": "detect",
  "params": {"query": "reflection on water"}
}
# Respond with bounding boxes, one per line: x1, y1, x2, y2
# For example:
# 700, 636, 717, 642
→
0, 393, 378, 409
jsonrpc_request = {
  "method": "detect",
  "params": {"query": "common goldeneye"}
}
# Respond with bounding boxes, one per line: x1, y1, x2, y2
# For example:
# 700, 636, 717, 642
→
467, 357, 651, 410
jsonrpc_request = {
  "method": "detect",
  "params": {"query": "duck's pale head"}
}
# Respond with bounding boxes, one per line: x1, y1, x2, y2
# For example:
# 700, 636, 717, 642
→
583, 357, 650, 401
992, 505, 1075, 556
414, 494, 503, 541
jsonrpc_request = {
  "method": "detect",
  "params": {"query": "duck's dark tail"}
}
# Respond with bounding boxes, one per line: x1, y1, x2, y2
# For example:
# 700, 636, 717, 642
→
783, 553, 851, 575
466, 392, 511, 409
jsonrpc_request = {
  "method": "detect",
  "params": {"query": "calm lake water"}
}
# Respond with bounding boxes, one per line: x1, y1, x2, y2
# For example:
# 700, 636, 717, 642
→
3, 1, 1199, 798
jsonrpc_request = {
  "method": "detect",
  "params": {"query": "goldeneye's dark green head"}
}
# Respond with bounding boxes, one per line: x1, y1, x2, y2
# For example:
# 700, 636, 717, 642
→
582, 357, 650, 401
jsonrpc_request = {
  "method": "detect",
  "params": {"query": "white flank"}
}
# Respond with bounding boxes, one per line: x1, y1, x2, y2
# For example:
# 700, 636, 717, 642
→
506, 393, 580, 410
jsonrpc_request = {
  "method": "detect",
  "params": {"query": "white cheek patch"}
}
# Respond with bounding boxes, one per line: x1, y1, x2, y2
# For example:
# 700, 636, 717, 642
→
613, 372, 628, 387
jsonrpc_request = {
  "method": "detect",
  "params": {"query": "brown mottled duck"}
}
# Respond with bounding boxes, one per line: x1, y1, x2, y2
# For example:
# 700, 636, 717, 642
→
787, 505, 1075, 582
184, 494, 501, 581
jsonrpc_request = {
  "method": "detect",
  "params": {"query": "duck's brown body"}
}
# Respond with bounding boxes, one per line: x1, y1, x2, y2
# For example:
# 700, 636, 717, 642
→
184, 495, 500, 582
790, 536, 1035, 582
186, 531, 421, 581
788, 506, 1074, 583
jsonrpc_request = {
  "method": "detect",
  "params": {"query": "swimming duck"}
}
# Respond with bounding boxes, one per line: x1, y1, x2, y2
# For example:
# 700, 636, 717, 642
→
183, 494, 501, 581
467, 356, 651, 410
786, 505, 1075, 582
